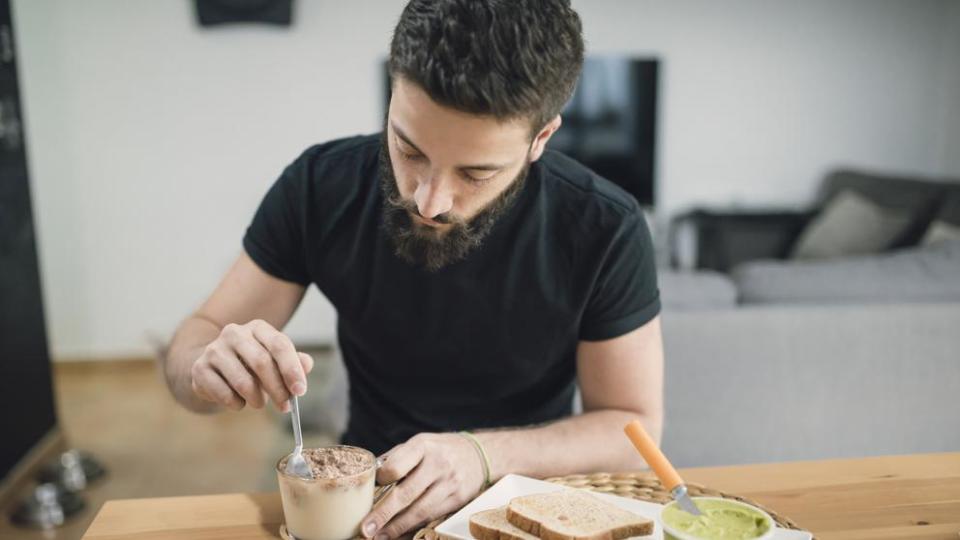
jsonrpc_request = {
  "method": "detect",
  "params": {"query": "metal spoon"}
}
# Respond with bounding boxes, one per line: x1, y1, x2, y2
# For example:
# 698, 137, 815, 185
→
284, 396, 313, 479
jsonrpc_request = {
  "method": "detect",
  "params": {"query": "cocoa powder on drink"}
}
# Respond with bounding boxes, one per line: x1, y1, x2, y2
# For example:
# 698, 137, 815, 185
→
281, 446, 375, 486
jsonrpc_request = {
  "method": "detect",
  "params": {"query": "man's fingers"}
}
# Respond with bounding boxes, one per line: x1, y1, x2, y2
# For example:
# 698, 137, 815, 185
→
376, 439, 425, 485
225, 324, 291, 408
235, 338, 288, 407
378, 482, 456, 539
299, 352, 315, 374
363, 452, 430, 538
195, 320, 310, 414
192, 366, 245, 410
250, 320, 307, 396
190, 375, 214, 403
208, 346, 265, 408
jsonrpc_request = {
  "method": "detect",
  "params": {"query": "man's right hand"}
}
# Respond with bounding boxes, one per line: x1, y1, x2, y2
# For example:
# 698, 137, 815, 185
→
189, 319, 314, 412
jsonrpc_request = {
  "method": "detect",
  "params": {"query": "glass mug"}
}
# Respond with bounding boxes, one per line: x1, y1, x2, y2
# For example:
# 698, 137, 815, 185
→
276, 445, 393, 540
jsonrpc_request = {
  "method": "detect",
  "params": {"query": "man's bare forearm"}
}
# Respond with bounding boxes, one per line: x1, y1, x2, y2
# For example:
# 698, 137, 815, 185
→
161, 314, 224, 413
474, 409, 662, 480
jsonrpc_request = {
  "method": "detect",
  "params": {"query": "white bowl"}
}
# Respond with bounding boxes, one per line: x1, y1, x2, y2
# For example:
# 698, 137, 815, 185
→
660, 496, 776, 540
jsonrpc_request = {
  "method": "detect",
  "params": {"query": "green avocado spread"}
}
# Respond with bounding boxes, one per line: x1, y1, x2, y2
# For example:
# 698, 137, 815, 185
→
662, 499, 771, 540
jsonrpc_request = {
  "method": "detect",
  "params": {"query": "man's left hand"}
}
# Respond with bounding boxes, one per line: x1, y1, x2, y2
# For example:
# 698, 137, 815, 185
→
361, 432, 486, 540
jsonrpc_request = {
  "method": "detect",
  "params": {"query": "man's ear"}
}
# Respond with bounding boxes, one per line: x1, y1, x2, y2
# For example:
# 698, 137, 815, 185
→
528, 116, 562, 162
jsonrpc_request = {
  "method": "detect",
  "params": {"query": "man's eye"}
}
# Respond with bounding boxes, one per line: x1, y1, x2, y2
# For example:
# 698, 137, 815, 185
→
398, 148, 424, 162
462, 171, 497, 184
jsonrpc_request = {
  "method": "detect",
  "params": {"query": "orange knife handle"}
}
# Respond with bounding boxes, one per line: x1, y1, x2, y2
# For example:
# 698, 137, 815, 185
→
624, 420, 683, 491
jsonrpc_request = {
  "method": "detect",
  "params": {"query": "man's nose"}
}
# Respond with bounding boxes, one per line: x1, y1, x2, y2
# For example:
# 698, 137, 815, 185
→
413, 174, 453, 219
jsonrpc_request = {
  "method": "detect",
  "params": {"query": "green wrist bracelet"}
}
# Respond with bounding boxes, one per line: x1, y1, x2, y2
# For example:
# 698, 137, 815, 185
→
459, 430, 492, 490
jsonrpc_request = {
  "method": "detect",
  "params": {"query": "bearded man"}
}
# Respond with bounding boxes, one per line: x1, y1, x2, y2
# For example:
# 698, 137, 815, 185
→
161, 1, 664, 538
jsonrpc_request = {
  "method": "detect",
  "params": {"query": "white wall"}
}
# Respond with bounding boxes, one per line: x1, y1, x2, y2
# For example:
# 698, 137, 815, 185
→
12, 0, 960, 360
14, 0, 402, 359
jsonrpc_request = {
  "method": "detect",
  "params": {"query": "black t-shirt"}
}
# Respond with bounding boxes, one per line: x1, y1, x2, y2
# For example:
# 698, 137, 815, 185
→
243, 133, 660, 455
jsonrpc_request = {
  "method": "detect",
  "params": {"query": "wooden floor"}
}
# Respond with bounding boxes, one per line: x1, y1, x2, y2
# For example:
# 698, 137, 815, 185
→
0, 359, 338, 540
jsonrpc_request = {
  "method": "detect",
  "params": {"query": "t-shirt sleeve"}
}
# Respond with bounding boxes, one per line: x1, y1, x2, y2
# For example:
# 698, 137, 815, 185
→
242, 156, 312, 286
579, 213, 661, 341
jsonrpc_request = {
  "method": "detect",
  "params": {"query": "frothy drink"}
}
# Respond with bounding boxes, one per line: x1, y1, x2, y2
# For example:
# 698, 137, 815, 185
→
277, 446, 377, 540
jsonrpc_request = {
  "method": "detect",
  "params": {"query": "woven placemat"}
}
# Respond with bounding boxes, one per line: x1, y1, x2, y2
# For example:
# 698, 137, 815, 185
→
412, 471, 811, 540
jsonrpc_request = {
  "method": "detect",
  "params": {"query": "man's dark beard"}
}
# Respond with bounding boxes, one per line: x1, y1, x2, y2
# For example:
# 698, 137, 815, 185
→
379, 134, 529, 272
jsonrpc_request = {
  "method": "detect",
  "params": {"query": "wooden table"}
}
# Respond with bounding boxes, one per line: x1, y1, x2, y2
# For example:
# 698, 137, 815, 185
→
81, 453, 960, 540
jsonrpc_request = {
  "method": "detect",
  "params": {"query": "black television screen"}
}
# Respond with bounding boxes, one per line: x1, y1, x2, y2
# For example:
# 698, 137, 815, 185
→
383, 57, 659, 208
548, 57, 658, 208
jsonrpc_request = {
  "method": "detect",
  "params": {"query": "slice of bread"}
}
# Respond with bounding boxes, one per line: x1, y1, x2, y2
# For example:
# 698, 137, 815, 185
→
470, 507, 542, 540
505, 489, 654, 540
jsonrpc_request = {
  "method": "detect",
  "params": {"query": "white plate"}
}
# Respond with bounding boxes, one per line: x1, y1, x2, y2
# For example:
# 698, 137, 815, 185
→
435, 474, 813, 540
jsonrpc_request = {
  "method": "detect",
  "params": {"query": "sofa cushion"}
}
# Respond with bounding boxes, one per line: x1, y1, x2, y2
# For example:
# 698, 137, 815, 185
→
733, 240, 960, 305
790, 190, 913, 260
817, 169, 954, 247
658, 270, 738, 310
922, 221, 960, 245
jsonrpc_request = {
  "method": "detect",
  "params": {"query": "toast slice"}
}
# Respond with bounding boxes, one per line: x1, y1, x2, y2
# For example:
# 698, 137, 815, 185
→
505, 489, 654, 540
470, 507, 541, 540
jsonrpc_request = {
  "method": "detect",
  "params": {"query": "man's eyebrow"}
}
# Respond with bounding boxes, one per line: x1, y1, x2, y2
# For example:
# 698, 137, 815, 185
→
391, 121, 511, 171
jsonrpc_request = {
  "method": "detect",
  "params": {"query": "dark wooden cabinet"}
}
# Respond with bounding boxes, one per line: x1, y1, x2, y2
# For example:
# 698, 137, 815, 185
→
0, 0, 58, 486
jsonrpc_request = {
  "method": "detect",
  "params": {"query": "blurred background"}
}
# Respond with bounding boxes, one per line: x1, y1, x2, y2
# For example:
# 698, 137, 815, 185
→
1, 0, 958, 538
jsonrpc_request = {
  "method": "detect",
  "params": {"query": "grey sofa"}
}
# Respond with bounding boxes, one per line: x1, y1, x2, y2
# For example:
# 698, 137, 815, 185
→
657, 168, 960, 467
657, 236, 960, 467
659, 297, 960, 467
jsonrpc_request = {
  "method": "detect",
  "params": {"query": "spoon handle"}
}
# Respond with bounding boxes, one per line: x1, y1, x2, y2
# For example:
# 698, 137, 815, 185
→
624, 420, 683, 490
290, 396, 304, 453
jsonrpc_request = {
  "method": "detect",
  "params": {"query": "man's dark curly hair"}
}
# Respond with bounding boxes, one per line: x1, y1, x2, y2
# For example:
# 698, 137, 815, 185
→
388, 0, 584, 137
